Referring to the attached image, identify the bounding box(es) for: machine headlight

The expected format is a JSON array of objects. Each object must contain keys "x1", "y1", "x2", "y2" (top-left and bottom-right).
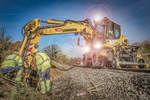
[{"x1": 94, "y1": 42, "x2": 102, "y2": 49}]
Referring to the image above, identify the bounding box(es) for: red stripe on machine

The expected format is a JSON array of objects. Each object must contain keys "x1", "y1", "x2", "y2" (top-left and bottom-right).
[
  {"x1": 27, "y1": 48, "x2": 32, "y2": 51},
  {"x1": 55, "y1": 28, "x2": 63, "y2": 32},
  {"x1": 27, "y1": 54, "x2": 31, "y2": 56}
]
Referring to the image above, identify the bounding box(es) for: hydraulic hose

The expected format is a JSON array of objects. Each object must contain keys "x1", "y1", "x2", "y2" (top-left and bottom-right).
[{"x1": 54, "y1": 65, "x2": 76, "y2": 71}]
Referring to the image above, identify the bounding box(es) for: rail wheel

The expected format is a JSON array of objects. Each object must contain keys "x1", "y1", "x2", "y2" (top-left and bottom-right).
[{"x1": 138, "y1": 59, "x2": 145, "y2": 69}]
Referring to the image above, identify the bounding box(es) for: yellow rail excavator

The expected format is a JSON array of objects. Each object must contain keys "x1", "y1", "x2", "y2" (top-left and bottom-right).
[
  {"x1": 18, "y1": 17, "x2": 147, "y2": 87},
  {"x1": 81, "y1": 17, "x2": 147, "y2": 68}
]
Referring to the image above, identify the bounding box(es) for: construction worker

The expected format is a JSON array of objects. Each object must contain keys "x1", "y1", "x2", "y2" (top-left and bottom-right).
[
  {"x1": 32, "y1": 45, "x2": 51, "y2": 95},
  {"x1": 0, "y1": 49, "x2": 23, "y2": 85}
]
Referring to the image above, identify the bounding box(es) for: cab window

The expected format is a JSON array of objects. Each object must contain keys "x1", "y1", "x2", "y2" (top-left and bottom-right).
[
  {"x1": 114, "y1": 24, "x2": 121, "y2": 39},
  {"x1": 107, "y1": 22, "x2": 114, "y2": 39}
]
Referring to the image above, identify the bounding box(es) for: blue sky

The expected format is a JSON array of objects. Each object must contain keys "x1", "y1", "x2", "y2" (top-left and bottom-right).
[{"x1": 0, "y1": 0, "x2": 150, "y2": 57}]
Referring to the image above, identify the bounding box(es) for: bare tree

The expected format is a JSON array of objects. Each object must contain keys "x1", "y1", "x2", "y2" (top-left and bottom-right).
[
  {"x1": 0, "y1": 27, "x2": 12, "y2": 63},
  {"x1": 42, "y1": 44, "x2": 61, "y2": 60},
  {"x1": 42, "y1": 44, "x2": 71, "y2": 64}
]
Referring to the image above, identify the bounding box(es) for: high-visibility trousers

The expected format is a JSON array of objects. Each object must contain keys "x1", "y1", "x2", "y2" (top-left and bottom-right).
[{"x1": 40, "y1": 68, "x2": 51, "y2": 94}]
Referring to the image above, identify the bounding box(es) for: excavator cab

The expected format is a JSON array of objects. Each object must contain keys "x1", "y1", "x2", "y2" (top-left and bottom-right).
[
  {"x1": 106, "y1": 21, "x2": 121, "y2": 39},
  {"x1": 95, "y1": 17, "x2": 121, "y2": 40}
]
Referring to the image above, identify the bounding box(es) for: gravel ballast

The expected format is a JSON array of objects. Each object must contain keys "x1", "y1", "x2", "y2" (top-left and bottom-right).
[
  {"x1": 1, "y1": 67, "x2": 150, "y2": 100},
  {"x1": 50, "y1": 67, "x2": 150, "y2": 100}
]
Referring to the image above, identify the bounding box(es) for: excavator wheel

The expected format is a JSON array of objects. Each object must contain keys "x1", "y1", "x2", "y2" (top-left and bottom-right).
[
  {"x1": 84, "y1": 57, "x2": 92, "y2": 67},
  {"x1": 111, "y1": 59, "x2": 117, "y2": 68},
  {"x1": 138, "y1": 59, "x2": 145, "y2": 69},
  {"x1": 86, "y1": 60, "x2": 92, "y2": 67}
]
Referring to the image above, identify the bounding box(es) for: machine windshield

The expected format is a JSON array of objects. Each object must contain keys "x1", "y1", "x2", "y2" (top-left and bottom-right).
[
  {"x1": 114, "y1": 24, "x2": 121, "y2": 39},
  {"x1": 106, "y1": 22, "x2": 121, "y2": 39}
]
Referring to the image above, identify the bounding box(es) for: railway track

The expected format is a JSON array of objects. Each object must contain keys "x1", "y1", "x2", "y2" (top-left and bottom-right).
[
  {"x1": 73, "y1": 64, "x2": 150, "y2": 74},
  {"x1": 111, "y1": 68, "x2": 150, "y2": 73}
]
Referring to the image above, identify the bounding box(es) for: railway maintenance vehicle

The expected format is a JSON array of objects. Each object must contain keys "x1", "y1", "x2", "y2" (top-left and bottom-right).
[{"x1": 18, "y1": 17, "x2": 147, "y2": 87}]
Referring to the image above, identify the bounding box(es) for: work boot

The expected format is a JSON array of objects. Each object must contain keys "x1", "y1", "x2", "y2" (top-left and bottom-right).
[
  {"x1": 19, "y1": 88, "x2": 26, "y2": 94},
  {"x1": 46, "y1": 91, "x2": 52, "y2": 96}
]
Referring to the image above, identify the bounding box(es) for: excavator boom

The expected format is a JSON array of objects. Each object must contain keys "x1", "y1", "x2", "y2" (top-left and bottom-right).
[{"x1": 19, "y1": 18, "x2": 98, "y2": 66}]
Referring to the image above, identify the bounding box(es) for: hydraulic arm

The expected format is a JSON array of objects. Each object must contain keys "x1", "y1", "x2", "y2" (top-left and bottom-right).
[{"x1": 19, "y1": 18, "x2": 98, "y2": 67}]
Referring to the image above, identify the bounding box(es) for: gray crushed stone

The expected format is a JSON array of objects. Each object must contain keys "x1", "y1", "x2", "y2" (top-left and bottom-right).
[{"x1": 50, "y1": 67, "x2": 150, "y2": 100}]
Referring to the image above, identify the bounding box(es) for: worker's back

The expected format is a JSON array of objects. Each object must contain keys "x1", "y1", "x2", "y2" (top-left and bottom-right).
[
  {"x1": 1, "y1": 52, "x2": 21, "y2": 68},
  {"x1": 35, "y1": 52, "x2": 51, "y2": 72}
]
